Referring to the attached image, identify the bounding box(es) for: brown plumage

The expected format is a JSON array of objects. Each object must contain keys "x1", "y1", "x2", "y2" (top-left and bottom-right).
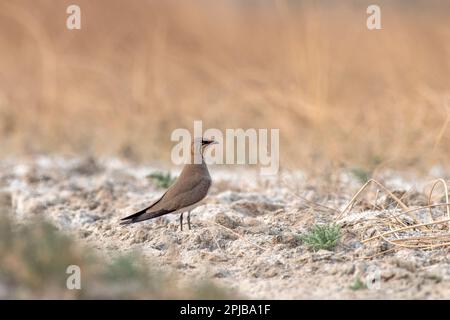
[{"x1": 120, "y1": 138, "x2": 216, "y2": 230}]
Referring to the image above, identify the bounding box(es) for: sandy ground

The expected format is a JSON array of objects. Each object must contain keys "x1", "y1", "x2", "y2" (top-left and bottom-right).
[{"x1": 0, "y1": 156, "x2": 449, "y2": 299}]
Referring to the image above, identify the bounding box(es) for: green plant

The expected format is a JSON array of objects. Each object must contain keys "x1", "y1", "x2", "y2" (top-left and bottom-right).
[
  {"x1": 147, "y1": 171, "x2": 176, "y2": 189},
  {"x1": 349, "y1": 277, "x2": 367, "y2": 291},
  {"x1": 350, "y1": 167, "x2": 371, "y2": 184},
  {"x1": 299, "y1": 224, "x2": 341, "y2": 251},
  {"x1": 350, "y1": 155, "x2": 382, "y2": 184}
]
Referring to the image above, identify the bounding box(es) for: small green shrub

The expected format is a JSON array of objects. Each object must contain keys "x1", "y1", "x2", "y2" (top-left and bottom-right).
[
  {"x1": 299, "y1": 223, "x2": 341, "y2": 251},
  {"x1": 350, "y1": 154, "x2": 382, "y2": 184},
  {"x1": 147, "y1": 171, "x2": 176, "y2": 189},
  {"x1": 349, "y1": 277, "x2": 367, "y2": 291},
  {"x1": 350, "y1": 167, "x2": 370, "y2": 184}
]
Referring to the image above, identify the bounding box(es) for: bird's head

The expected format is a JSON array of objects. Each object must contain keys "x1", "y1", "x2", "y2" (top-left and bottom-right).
[{"x1": 191, "y1": 137, "x2": 218, "y2": 159}]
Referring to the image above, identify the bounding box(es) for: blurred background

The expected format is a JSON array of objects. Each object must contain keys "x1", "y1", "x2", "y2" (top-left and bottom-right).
[{"x1": 1, "y1": 0, "x2": 449, "y2": 170}]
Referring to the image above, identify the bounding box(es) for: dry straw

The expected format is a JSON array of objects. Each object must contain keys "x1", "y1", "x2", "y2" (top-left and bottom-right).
[{"x1": 337, "y1": 179, "x2": 450, "y2": 255}]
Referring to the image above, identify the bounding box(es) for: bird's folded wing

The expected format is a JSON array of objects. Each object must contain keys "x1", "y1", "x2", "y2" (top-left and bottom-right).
[
  {"x1": 119, "y1": 189, "x2": 168, "y2": 222},
  {"x1": 120, "y1": 177, "x2": 211, "y2": 224},
  {"x1": 160, "y1": 177, "x2": 211, "y2": 211},
  {"x1": 120, "y1": 208, "x2": 172, "y2": 224}
]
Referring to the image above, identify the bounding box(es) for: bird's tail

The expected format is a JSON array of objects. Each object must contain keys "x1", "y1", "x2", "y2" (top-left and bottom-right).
[
  {"x1": 119, "y1": 219, "x2": 134, "y2": 225},
  {"x1": 120, "y1": 208, "x2": 171, "y2": 225},
  {"x1": 120, "y1": 206, "x2": 149, "y2": 224}
]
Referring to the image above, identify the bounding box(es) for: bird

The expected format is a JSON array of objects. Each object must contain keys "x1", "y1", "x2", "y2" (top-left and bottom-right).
[{"x1": 120, "y1": 138, "x2": 217, "y2": 230}]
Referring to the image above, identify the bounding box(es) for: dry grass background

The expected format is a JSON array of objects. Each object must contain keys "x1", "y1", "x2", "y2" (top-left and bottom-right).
[{"x1": 0, "y1": 0, "x2": 449, "y2": 170}]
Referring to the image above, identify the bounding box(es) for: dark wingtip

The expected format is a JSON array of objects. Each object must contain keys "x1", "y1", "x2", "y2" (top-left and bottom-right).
[{"x1": 119, "y1": 219, "x2": 133, "y2": 225}]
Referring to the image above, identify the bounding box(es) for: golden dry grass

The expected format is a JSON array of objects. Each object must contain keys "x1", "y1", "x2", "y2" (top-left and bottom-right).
[
  {"x1": 337, "y1": 178, "x2": 450, "y2": 257},
  {"x1": 0, "y1": 0, "x2": 449, "y2": 170}
]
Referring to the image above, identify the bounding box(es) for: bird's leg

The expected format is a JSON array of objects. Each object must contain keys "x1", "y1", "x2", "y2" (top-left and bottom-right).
[
  {"x1": 179, "y1": 212, "x2": 183, "y2": 231},
  {"x1": 187, "y1": 211, "x2": 191, "y2": 230}
]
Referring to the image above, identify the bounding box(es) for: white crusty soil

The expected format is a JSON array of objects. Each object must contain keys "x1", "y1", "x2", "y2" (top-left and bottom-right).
[{"x1": 0, "y1": 156, "x2": 449, "y2": 299}]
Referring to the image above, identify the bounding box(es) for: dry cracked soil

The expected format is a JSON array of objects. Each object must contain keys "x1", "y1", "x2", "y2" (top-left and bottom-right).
[{"x1": 0, "y1": 156, "x2": 449, "y2": 299}]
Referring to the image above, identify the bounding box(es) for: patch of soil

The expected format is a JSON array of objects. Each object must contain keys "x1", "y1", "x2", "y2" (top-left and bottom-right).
[{"x1": 1, "y1": 156, "x2": 449, "y2": 299}]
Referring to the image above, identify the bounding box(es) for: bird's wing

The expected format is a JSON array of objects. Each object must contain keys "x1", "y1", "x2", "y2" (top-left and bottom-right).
[
  {"x1": 119, "y1": 189, "x2": 168, "y2": 223},
  {"x1": 120, "y1": 208, "x2": 172, "y2": 225},
  {"x1": 159, "y1": 176, "x2": 211, "y2": 211},
  {"x1": 120, "y1": 177, "x2": 211, "y2": 224}
]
